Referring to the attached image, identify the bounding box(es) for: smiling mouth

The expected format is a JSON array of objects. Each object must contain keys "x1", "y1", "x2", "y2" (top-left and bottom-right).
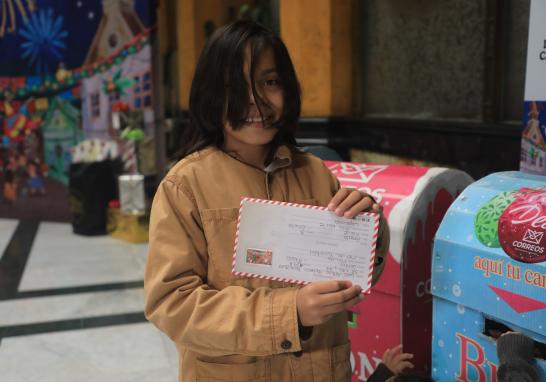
[{"x1": 244, "y1": 115, "x2": 274, "y2": 124}]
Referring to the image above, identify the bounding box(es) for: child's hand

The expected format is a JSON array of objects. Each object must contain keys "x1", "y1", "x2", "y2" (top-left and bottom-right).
[
  {"x1": 296, "y1": 280, "x2": 363, "y2": 326},
  {"x1": 382, "y1": 345, "x2": 414, "y2": 374},
  {"x1": 328, "y1": 188, "x2": 382, "y2": 219}
]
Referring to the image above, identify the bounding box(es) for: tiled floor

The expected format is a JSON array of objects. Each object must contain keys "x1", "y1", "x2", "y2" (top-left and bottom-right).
[{"x1": 0, "y1": 218, "x2": 178, "y2": 382}]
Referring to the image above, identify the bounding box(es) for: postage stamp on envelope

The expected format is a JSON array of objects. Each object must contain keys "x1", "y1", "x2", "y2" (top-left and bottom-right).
[{"x1": 246, "y1": 248, "x2": 273, "y2": 266}]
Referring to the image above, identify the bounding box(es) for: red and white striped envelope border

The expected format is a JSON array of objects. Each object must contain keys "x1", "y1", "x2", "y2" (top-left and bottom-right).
[{"x1": 232, "y1": 197, "x2": 380, "y2": 293}]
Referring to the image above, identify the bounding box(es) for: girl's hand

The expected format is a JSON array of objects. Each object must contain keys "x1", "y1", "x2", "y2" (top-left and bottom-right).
[
  {"x1": 296, "y1": 280, "x2": 363, "y2": 327},
  {"x1": 382, "y1": 345, "x2": 414, "y2": 374},
  {"x1": 328, "y1": 188, "x2": 382, "y2": 219}
]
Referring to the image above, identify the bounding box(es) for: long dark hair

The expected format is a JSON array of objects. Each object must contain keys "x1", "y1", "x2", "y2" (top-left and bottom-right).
[{"x1": 178, "y1": 20, "x2": 301, "y2": 158}]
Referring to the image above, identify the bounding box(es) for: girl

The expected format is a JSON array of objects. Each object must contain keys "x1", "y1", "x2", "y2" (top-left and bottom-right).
[{"x1": 144, "y1": 20, "x2": 389, "y2": 382}]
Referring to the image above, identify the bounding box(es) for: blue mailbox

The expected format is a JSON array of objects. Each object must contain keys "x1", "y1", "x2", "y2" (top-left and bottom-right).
[{"x1": 432, "y1": 171, "x2": 546, "y2": 381}]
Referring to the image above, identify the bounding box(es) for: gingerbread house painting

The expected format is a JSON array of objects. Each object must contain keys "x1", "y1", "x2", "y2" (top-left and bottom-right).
[
  {"x1": 522, "y1": 117, "x2": 546, "y2": 149},
  {"x1": 81, "y1": 45, "x2": 153, "y2": 140},
  {"x1": 41, "y1": 97, "x2": 83, "y2": 185},
  {"x1": 84, "y1": 0, "x2": 146, "y2": 65},
  {"x1": 520, "y1": 101, "x2": 546, "y2": 173}
]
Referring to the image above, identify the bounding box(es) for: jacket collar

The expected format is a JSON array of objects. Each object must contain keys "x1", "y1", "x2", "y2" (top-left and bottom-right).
[
  {"x1": 219, "y1": 144, "x2": 293, "y2": 172},
  {"x1": 265, "y1": 145, "x2": 292, "y2": 172}
]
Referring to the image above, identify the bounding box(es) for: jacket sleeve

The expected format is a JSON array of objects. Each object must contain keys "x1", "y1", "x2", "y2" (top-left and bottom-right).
[
  {"x1": 366, "y1": 363, "x2": 395, "y2": 382},
  {"x1": 144, "y1": 177, "x2": 302, "y2": 357}
]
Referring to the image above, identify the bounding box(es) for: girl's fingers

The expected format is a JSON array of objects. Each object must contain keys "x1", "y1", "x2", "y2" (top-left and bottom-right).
[
  {"x1": 398, "y1": 361, "x2": 414, "y2": 370},
  {"x1": 320, "y1": 285, "x2": 362, "y2": 306},
  {"x1": 383, "y1": 348, "x2": 393, "y2": 361},
  {"x1": 394, "y1": 353, "x2": 414, "y2": 362},
  {"x1": 310, "y1": 280, "x2": 352, "y2": 294},
  {"x1": 328, "y1": 188, "x2": 381, "y2": 218},
  {"x1": 322, "y1": 292, "x2": 363, "y2": 315},
  {"x1": 335, "y1": 190, "x2": 367, "y2": 216},
  {"x1": 390, "y1": 344, "x2": 403, "y2": 354},
  {"x1": 328, "y1": 188, "x2": 351, "y2": 211},
  {"x1": 383, "y1": 345, "x2": 402, "y2": 362},
  {"x1": 343, "y1": 198, "x2": 374, "y2": 218}
]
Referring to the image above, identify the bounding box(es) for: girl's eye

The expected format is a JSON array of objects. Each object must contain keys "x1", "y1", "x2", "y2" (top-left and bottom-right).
[{"x1": 265, "y1": 79, "x2": 281, "y2": 87}]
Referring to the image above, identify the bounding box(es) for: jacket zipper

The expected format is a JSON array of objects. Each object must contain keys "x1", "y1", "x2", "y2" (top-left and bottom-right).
[
  {"x1": 266, "y1": 168, "x2": 290, "y2": 289},
  {"x1": 265, "y1": 171, "x2": 271, "y2": 200}
]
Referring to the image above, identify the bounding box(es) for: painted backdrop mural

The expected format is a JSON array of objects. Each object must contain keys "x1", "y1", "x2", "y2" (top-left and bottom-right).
[{"x1": 0, "y1": 0, "x2": 155, "y2": 221}]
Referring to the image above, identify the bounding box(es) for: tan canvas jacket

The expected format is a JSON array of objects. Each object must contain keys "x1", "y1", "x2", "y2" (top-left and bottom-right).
[{"x1": 144, "y1": 145, "x2": 390, "y2": 382}]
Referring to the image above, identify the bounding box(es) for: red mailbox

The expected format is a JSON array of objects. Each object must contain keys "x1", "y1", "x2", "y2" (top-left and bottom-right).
[{"x1": 326, "y1": 161, "x2": 473, "y2": 380}]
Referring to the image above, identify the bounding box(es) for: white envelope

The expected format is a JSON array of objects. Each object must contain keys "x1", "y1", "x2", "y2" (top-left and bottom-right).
[{"x1": 232, "y1": 198, "x2": 379, "y2": 293}]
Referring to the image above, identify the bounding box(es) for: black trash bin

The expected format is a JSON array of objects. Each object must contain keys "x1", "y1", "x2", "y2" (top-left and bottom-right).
[{"x1": 69, "y1": 159, "x2": 122, "y2": 236}]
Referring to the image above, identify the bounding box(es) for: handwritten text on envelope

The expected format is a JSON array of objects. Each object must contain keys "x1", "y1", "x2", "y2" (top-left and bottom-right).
[{"x1": 232, "y1": 198, "x2": 380, "y2": 293}]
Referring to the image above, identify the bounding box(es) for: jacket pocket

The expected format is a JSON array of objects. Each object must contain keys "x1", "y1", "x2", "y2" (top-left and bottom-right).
[
  {"x1": 331, "y1": 342, "x2": 352, "y2": 382},
  {"x1": 200, "y1": 208, "x2": 240, "y2": 286},
  {"x1": 200, "y1": 199, "x2": 321, "y2": 288},
  {"x1": 195, "y1": 358, "x2": 268, "y2": 382}
]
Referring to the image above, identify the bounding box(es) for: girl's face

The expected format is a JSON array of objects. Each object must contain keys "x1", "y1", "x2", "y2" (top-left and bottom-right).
[{"x1": 223, "y1": 47, "x2": 283, "y2": 150}]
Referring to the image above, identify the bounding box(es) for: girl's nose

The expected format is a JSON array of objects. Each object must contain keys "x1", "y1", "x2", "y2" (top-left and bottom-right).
[{"x1": 248, "y1": 88, "x2": 256, "y2": 105}]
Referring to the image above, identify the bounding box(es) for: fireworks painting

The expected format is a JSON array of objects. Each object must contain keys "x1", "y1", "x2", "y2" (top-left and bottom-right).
[
  {"x1": 18, "y1": 7, "x2": 67, "y2": 75},
  {"x1": 0, "y1": 0, "x2": 36, "y2": 37}
]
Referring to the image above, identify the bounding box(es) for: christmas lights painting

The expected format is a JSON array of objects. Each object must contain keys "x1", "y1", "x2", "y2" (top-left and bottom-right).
[
  {"x1": 18, "y1": 7, "x2": 68, "y2": 76},
  {"x1": 0, "y1": 0, "x2": 37, "y2": 38}
]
